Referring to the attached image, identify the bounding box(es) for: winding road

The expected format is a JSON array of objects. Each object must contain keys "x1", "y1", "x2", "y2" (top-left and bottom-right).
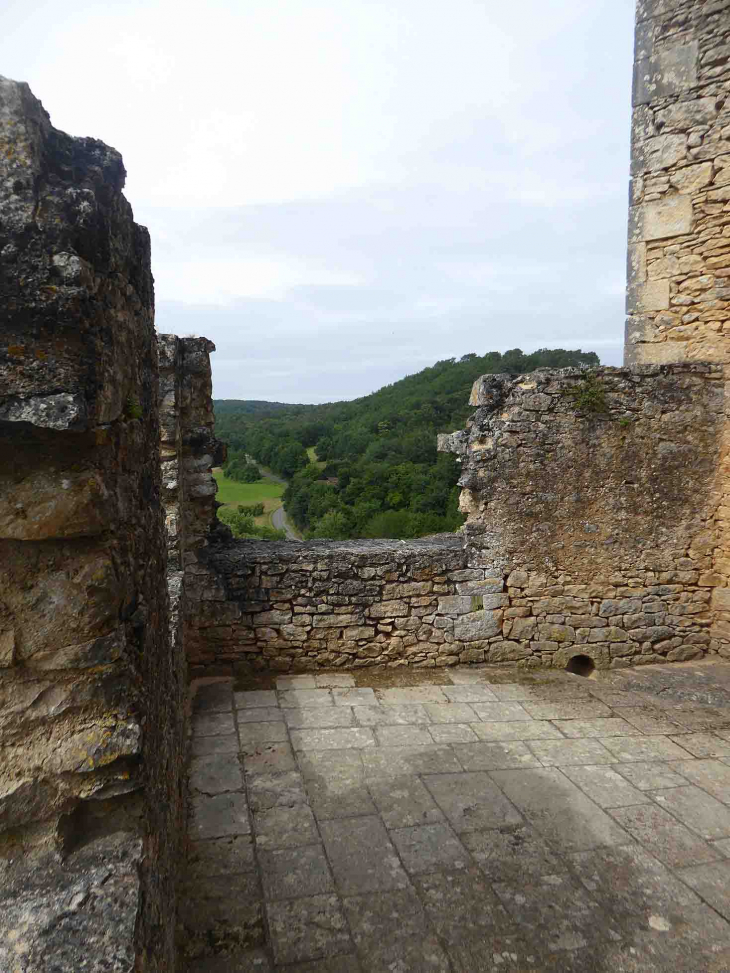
[
  {"x1": 249, "y1": 458, "x2": 301, "y2": 540},
  {"x1": 271, "y1": 503, "x2": 301, "y2": 540}
]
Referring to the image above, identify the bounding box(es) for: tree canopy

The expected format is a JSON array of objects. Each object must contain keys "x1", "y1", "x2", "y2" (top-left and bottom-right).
[{"x1": 214, "y1": 347, "x2": 600, "y2": 540}]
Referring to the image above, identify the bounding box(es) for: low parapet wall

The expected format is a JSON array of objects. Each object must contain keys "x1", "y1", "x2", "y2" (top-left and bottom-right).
[{"x1": 189, "y1": 362, "x2": 730, "y2": 676}]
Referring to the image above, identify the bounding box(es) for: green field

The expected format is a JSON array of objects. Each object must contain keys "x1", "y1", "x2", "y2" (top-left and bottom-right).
[
  {"x1": 307, "y1": 446, "x2": 326, "y2": 469},
  {"x1": 212, "y1": 470, "x2": 285, "y2": 517}
]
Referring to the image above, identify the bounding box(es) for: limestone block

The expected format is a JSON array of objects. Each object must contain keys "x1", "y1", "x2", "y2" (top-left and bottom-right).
[
  {"x1": 632, "y1": 279, "x2": 671, "y2": 312},
  {"x1": 367, "y1": 600, "x2": 409, "y2": 619},
  {"x1": 655, "y1": 97, "x2": 717, "y2": 132},
  {"x1": 644, "y1": 134, "x2": 687, "y2": 170},
  {"x1": 710, "y1": 588, "x2": 730, "y2": 610},
  {"x1": 633, "y1": 43, "x2": 698, "y2": 106},
  {"x1": 670, "y1": 163, "x2": 714, "y2": 194},
  {"x1": 628, "y1": 242, "x2": 647, "y2": 285},
  {"x1": 437, "y1": 596, "x2": 474, "y2": 615},
  {"x1": 509, "y1": 616, "x2": 537, "y2": 640},
  {"x1": 454, "y1": 610, "x2": 502, "y2": 642},
  {"x1": 642, "y1": 196, "x2": 693, "y2": 241},
  {"x1": 488, "y1": 641, "x2": 531, "y2": 663}
]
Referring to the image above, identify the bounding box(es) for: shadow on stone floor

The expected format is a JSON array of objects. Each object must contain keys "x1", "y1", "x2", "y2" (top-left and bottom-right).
[{"x1": 178, "y1": 662, "x2": 730, "y2": 972}]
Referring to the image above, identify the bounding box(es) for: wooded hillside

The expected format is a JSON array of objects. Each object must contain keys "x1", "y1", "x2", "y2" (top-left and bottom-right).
[{"x1": 214, "y1": 347, "x2": 600, "y2": 539}]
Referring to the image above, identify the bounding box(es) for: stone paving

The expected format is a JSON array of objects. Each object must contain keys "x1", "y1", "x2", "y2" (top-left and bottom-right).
[{"x1": 180, "y1": 661, "x2": 730, "y2": 972}]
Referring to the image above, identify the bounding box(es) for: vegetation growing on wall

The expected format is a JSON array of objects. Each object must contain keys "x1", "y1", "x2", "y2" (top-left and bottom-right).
[{"x1": 215, "y1": 347, "x2": 600, "y2": 539}]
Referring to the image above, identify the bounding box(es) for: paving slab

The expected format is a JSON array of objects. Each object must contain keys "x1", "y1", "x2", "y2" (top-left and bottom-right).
[
  {"x1": 238, "y1": 721, "x2": 288, "y2": 744},
  {"x1": 670, "y1": 758, "x2": 730, "y2": 802},
  {"x1": 600, "y1": 735, "x2": 694, "y2": 762},
  {"x1": 650, "y1": 785, "x2": 730, "y2": 839},
  {"x1": 296, "y1": 749, "x2": 365, "y2": 782},
  {"x1": 279, "y1": 689, "x2": 333, "y2": 708},
  {"x1": 470, "y1": 702, "x2": 533, "y2": 722},
  {"x1": 490, "y1": 767, "x2": 629, "y2": 851},
  {"x1": 569, "y1": 842, "x2": 730, "y2": 942},
  {"x1": 442, "y1": 684, "x2": 499, "y2": 702},
  {"x1": 332, "y1": 688, "x2": 377, "y2": 706},
  {"x1": 193, "y1": 712, "x2": 237, "y2": 737},
  {"x1": 321, "y1": 816, "x2": 409, "y2": 895},
  {"x1": 266, "y1": 894, "x2": 351, "y2": 964},
  {"x1": 179, "y1": 874, "x2": 264, "y2": 958},
  {"x1": 528, "y1": 738, "x2": 616, "y2": 767},
  {"x1": 247, "y1": 772, "x2": 307, "y2": 812},
  {"x1": 188, "y1": 835, "x2": 256, "y2": 879},
  {"x1": 461, "y1": 824, "x2": 566, "y2": 881},
  {"x1": 366, "y1": 775, "x2": 444, "y2": 829},
  {"x1": 290, "y1": 727, "x2": 375, "y2": 751},
  {"x1": 679, "y1": 860, "x2": 730, "y2": 921},
  {"x1": 283, "y1": 707, "x2": 355, "y2": 729},
  {"x1": 521, "y1": 700, "x2": 613, "y2": 720},
  {"x1": 259, "y1": 844, "x2": 335, "y2": 900},
  {"x1": 612, "y1": 761, "x2": 689, "y2": 790},
  {"x1": 243, "y1": 742, "x2": 298, "y2": 776},
  {"x1": 613, "y1": 707, "x2": 685, "y2": 735},
  {"x1": 423, "y1": 772, "x2": 523, "y2": 832},
  {"x1": 238, "y1": 706, "x2": 284, "y2": 723},
  {"x1": 668, "y1": 732, "x2": 730, "y2": 757},
  {"x1": 552, "y1": 717, "x2": 641, "y2": 738},
  {"x1": 609, "y1": 803, "x2": 720, "y2": 867},
  {"x1": 423, "y1": 702, "x2": 478, "y2": 723},
  {"x1": 494, "y1": 871, "x2": 616, "y2": 952},
  {"x1": 373, "y1": 724, "x2": 433, "y2": 747},
  {"x1": 377, "y1": 686, "x2": 448, "y2": 704},
  {"x1": 276, "y1": 675, "x2": 316, "y2": 689},
  {"x1": 711, "y1": 838, "x2": 730, "y2": 857},
  {"x1": 305, "y1": 777, "x2": 376, "y2": 820},
  {"x1": 390, "y1": 823, "x2": 471, "y2": 873},
  {"x1": 190, "y1": 793, "x2": 251, "y2": 839},
  {"x1": 427, "y1": 723, "x2": 479, "y2": 744},
  {"x1": 235, "y1": 690, "x2": 279, "y2": 709},
  {"x1": 343, "y1": 888, "x2": 450, "y2": 973},
  {"x1": 471, "y1": 719, "x2": 563, "y2": 741},
  {"x1": 189, "y1": 754, "x2": 244, "y2": 795},
  {"x1": 253, "y1": 803, "x2": 319, "y2": 850},
  {"x1": 352, "y1": 703, "x2": 430, "y2": 725},
  {"x1": 193, "y1": 682, "x2": 234, "y2": 713},
  {"x1": 361, "y1": 745, "x2": 462, "y2": 778},
  {"x1": 452, "y1": 741, "x2": 541, "y2": 772},
  {"x1": 561, "y1": 765, "x2": 650, "y2": 808},
  {"x1": 192, "y1": 733, "x2": 240, "y2": 757},
  {"x1": 414, "y1": 867, "x2": 512, "y2": 942}
]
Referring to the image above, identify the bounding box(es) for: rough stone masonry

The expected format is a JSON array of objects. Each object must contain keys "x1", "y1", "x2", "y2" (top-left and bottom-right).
[
  {"x1": 0, "y1": 77, "x2": 186, "y2": 972},
  {"x1": 626, "y1": 0, "x2": 730, "y2": 364}
]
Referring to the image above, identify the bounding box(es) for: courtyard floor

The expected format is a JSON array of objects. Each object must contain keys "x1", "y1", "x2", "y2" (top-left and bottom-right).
[{"x1": 180, "y1": 660, "x2": 730, "y2": 972}]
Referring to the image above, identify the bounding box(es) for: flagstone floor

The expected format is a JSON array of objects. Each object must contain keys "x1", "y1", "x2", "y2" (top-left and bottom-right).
[{"x1": 180, "y1": 660, "x2": 730, "y2": 972}]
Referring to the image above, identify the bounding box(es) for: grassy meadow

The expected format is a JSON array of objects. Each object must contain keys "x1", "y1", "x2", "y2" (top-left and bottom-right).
[{"x1": 212, "y1": 469, "x2": 285, "y2": 527}]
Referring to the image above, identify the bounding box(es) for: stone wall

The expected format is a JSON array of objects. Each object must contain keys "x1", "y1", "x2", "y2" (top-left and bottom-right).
[
  {"x1": 626, "y1": 0, "x2": 730, "y2": 364},
  {"x1": 438, "y1": 363, "x2": 728, "y2": 670},
  {"x1": 188, "y1": 536, "x2": 480, "y2": 670},
  {"x1": 0, "y1": 78, "x2": 185, "y2": 972}
]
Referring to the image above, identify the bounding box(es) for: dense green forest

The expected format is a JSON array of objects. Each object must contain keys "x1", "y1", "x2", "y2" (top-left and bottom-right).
[{"x1": 214, "y1": 348, "x2": 600, "y2": 540}]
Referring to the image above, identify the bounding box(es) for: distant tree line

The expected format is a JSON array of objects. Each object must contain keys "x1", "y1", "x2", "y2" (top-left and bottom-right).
[{"x1": 214, "y1": 347, "x2": 599, "y2": 540}]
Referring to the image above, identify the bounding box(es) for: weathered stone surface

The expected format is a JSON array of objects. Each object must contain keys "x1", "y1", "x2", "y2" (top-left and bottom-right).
[{"x1": 0, "y1": 78, "x2": 186, "y2": 973}]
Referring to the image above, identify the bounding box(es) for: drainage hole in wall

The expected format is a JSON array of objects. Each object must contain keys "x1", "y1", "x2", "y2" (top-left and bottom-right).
[{"x1": 565, "y1": 655, "x2": 595, "y2": 678}]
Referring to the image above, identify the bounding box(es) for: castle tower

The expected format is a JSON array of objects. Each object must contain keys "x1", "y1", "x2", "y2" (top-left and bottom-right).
[{"x1": 625, "y1": 0, "x2": 730, "y2": 365}]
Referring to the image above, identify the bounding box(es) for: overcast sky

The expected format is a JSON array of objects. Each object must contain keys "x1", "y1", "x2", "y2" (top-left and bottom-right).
[{"x1": 5, "y1": 0, "x2": 635, "y2": 402}]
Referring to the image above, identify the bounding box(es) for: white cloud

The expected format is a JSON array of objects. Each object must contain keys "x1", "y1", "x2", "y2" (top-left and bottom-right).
[{"x1": 2, "y1": 0, "x2": 636, "y2": 400}]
